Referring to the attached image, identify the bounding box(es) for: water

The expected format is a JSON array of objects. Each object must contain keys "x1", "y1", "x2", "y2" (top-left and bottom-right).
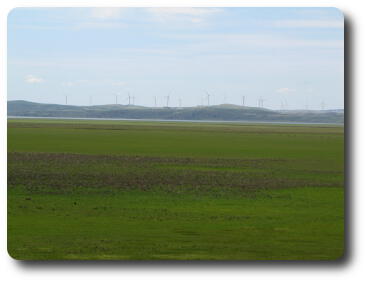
[{"x1": 7, "y1": 116, "x2": 344, "y2": 126}]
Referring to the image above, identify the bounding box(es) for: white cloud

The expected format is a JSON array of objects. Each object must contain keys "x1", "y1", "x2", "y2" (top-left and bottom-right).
[
  {"x1": 146, "y1": 8, "x2": 222, "y2": 23},
  {"x1": 62, "y1": 81, "x2": 75, "y2": 87},
  {"x1": 62, "y1": 79, "x2": 126, "y2": 87},
  {"x1": 147, "y1": 8, "x2": 221, "y2": 17},
  {"x1": 66, "y1": 8, "x2": 128, "y2": 29},
  {"x1": 272, "y1": 20, "x2": 343, "y2": 29},
  {"x1": 85, "y1": 8, "x2": 221, "y2": 26},
  {"x1": 166, "y1": 33, "x2": 343, "y2": 50},
  {"x1": 74, "y1": 22, "x2": 127, "y2": 30},
  {"x1": 191, "y1": 18, "x2": 203, "y2": 23},
  {"x1": 276, "y1": 88, "x2": 296, "y2": 94},
  {"x1": 89, "y1": 8, "x2": 124, "y2": 20},
  {"x1": 25, "y1": 75, "x2": 44, "y2": 84},
  {"x1": 111, "y1": 81, "x2": 126, "y2": 86}
]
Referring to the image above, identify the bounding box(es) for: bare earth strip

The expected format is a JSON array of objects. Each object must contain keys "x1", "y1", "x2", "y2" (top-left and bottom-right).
[{"x1": 8, "y1": 152, "x2": 342, "y2": 194}]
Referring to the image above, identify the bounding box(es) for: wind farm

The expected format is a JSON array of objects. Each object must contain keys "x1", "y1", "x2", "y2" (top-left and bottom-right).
[
  {"x1": 7, "y1": 7, "x2": 344, "y2": 261},
  {"x1": 7, "y1": 99, "x2": 344, "y2": 124}
]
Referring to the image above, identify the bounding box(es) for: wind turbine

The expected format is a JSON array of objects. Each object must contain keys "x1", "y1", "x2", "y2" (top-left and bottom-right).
[
  {"x1": 127, "y1": 92, "x2": 131, "y2": 105},
  {"x1": 242, "y1": 96, "x2": 245, "y2": 106},
  {"x1": 166, "y1": 95, "x2": 170, "y2": 107},
  {"x1": 204, "y1": 90, "x2": 211, "y2": 106},
  {"x1": 321, "y1": 101, "x2": 325, "y2": 110},
  {"x1": 154, "y1": 96, "x2": 157, "y2": 107},
  {"x1": 165, "y1": 90, "x2": 173, "y2": 108},
  {"x1": 258, "y1": 97, "x2": 264, "y2": 108},
  {"x1": 61, "y1": 83, "x2": 69, "y2": 105},
  {"x1": 304, "y1": 101, "x2": 309, "y2": 110}
]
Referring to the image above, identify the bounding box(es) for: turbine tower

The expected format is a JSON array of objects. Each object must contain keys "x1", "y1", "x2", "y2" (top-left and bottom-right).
[
  {"x1": 258, "y1": 97, "x2": 264, "y2": 108},
  {"x1": 204, "y1": 90, "x2": 211, "y2": 106},
  {"x1": 321, "y1": 101, "x2": 325, "y2": 110},
  {"x1": 65, "y1": 95, "x2": 68, "y2": 105},
  {"x1": 127, "y1": 92, "x2": 131, "y2": 105},
  {"x1": 164, "y1": 95, "x2": 170, "y2": 107},
  {"x1": 242, "y1": 96, "x2": 245, "y2": 106}
]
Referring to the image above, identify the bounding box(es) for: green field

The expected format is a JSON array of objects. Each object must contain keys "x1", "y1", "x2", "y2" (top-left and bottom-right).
[{"x1": 7, "y1": 119, "x2": 344, "y2": 260}]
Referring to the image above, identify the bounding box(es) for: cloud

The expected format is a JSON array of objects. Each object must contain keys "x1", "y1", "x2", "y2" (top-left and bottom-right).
[
  {"x1": 89, "y1": 8, "x2": 125, "y2": 20},
  {"x1": 276, "y1": 88, "x2": 296, "y2": 94},
  {"x1": 147, "y1": 8, "x2": 221, "y2": 17},
  {"x1": 167, "y1": 33, "x2": 343, "y2": 50},
  {"x1": 272, "y1": 20, "x2": 343, "y2": 29},
  {"x1": 146, "y1": 8, "x2": 222, "y2": 23},
  {"x1": 62, "y1": 79, "x2": 126, "y2": 87},
  {"x1": 25, "y1": 75, "x2": 44, "y2": 84},
  {"x1": 111, "y1": 81, "x2": 126, "y2": 86},
  {"x1": 62, "y1": 81, "x2": 75, "y2": 87},
  {"x1": 74, "y1": 22, "x2": 127, "y2": 29},
  {"x1": 62, "y1": 80, "x2": 91, "y2": 87},
  {"x1": 190, "y1": 18, "x2": 203, "y2": 23},
  {"x1": 66, "y1": 8, "x2": 128, "y2": 29},
  {"x1": 86, "y1": 8, "x2": 221, "y2": 27}
]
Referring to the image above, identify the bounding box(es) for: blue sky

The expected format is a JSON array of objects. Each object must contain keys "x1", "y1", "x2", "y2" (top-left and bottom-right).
[{"x1": 7, "y1": 7, "x2": 344, "y2": 109}]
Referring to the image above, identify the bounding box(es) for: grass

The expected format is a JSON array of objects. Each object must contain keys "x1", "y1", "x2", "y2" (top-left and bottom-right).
[
  {"x1": 7, "y1": 119, "x2": 344, "y2": 260},
  {"x1": 8, "y1": 119, "x2": 343, "y2": 160}
]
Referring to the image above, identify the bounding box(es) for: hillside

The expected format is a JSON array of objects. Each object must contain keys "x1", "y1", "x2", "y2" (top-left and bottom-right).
[{"x1": 7, "y1": 100, "x2": 344, "y2": 124}]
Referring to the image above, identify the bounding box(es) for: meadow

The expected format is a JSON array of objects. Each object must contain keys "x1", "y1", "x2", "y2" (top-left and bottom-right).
[{"x1": 7, "y1": 119, "x2": 344, "y2": 260}]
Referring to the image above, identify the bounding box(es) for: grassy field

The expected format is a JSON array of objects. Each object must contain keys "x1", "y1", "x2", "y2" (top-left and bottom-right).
[{"x1": 7, "y1": 119, "x2": 344, "y2": 260}]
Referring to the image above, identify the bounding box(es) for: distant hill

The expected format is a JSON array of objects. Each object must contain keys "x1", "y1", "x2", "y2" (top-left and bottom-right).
[{"x1": 7, "y1": 100, "x2": 344, "y2": 124}]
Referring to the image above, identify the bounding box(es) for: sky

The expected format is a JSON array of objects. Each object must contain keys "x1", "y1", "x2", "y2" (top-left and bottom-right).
[{"x1": 7, "y1": 7, "x2": 344, "y2": 110}]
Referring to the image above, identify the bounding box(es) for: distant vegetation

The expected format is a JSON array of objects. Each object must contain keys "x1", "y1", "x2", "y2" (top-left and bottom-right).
[{"x1": 8, "y1": 100, "x2": 344, "y2": 124}]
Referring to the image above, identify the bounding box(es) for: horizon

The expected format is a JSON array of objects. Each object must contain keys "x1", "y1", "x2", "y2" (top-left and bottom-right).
[
  {"x1": 8, "y1": 7, "x2": 344, "y2": 110},
  {"x1": 7, "y1": 99, "x2": 344, "y2": 111}
]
